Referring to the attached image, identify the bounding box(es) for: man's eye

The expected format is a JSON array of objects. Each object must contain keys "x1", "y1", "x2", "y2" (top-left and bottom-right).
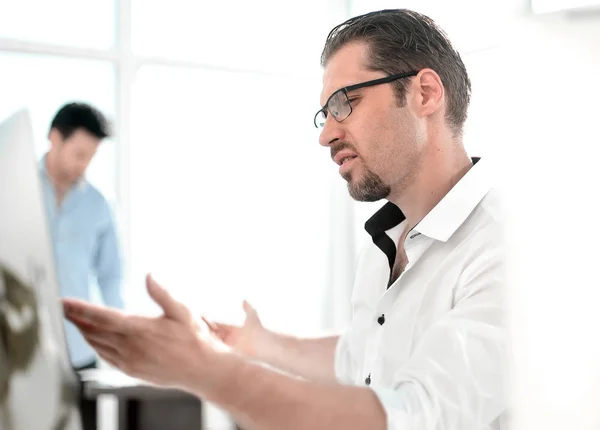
[{"x1": 347, "y1": 97, "x2": 359, "y2": 105}]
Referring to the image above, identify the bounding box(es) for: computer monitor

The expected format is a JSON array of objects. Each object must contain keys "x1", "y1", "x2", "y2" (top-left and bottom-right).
[{"x1": 0, "y1": 110, "x2": 81, "y2": 430}]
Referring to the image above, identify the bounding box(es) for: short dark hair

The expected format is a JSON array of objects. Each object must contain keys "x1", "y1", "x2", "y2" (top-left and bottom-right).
[
  {"x1": 321, "y1": 9, "x2": 471, "y2": 136},
  {"x1": 49, "y1": 102, "x2": 111, "y2": 140}
]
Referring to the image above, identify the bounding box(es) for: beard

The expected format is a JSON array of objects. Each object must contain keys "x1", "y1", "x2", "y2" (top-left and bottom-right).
[
  {"x1": 343, "y1": 166, "x2": 390, "y2": 202},
  {"x1": 331, "y1": 141, "x2": 391, "y2": 202}
]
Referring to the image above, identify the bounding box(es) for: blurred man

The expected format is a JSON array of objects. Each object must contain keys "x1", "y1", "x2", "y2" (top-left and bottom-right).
[
  {"x1": 41, "y1": 102, "x2": 124, "y2": 430},
  {"x1": 63, "y1": 10, "x2": 508, "y2": 430}
]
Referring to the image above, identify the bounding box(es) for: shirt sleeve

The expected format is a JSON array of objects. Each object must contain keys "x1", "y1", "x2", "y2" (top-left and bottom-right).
[
  {"x1": 372, "y1": 245, "x2": 509, "y2": 430},
  {"x1": 94, "y1": 202, "x2": 124, "y2": 310}
]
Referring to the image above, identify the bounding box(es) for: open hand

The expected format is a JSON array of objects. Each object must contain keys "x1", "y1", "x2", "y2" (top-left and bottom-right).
[
  {"x1": 62, "y1": 275, "x2": 230, "y2": 395},
  {"x1": 202, "y1": 300, "x2": 265, "y2": 357}
]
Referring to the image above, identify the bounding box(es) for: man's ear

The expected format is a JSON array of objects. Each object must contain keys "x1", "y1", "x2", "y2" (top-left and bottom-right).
[
  {"x1": 48, "y1": 128, "x2": 62, "y2": 149},
  {"x1": 410, "y1": 68, "x2": 445, "y2": 119}
]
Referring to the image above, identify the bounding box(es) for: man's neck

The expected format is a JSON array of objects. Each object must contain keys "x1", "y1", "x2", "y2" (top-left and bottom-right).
[{"x1": 389, "y1": 145, "x2": 472, "y2": 229}]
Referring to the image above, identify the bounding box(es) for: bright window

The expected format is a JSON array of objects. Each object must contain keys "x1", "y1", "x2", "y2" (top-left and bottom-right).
[{"x1": 0, "y1": 0, "x2": 115, "y2": 49}]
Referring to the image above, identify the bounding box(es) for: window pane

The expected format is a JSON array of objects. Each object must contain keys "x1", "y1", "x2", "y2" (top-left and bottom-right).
[
  {"x1": 132, "y1": 0, "x2": 344, "y2": 73},
  {"x1": 0, "y1": 53, "x2": 117, "y2": 201},
  {"x1": 129, "y1": 66, "x2": 331, "y2": 333},
  {"x1": 0, "y1": 0, "x2": 114, "y2": 49}
]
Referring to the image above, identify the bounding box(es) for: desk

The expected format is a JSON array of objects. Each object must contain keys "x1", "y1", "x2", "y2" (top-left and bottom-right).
[{"x1": 80, "y1": 370, "x2": 203, "y2": 430}]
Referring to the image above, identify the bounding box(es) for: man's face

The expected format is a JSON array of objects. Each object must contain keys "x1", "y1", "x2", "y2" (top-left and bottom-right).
[
  {"x1": 51, "y1": 129, "x2": 100, "y2": 185},
  {"x1": 318, "y1": 42, "x2": 425, "y2": 202}
]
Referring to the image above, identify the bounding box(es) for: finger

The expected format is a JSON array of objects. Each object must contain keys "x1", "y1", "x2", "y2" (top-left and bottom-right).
[
  {"x1": 201, "y1": 317, "x2": 235, "y2": 337},
  {"x1": 83, "y1": 330, "x2": 122, "y2": 360},
  {"x1": 83, "y1": 334, "x2": 138, "y2": 377},
  {"x1": 242, "y1": 300, "x2": 258, "y2": 320},
  {"x1": 201, "y1": 316, "x2": 219, "y2": 333},
  {"x1": 63, "y1": 298, "x2": 124, "y2": 332},
  {"x1": 84, "y1": 333, "x2": 123, "y2": 360},
  {"x1": 84, "y1": 330, "x2": 126, "y2": 355},
  {"x1": 67, "y1": 313, "x2": 103, "y2": 334},
  {"x1": 146, "y1": 274, "x2": 192, "y2": 324},
  {"x1": 242, "y1": 300, "x2": 255, "y2": 314}
]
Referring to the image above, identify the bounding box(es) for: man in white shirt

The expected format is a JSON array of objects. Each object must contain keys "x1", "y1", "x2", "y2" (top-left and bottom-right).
[{"x1": 62, "y1": 9, "x2": 509, "y2": 430}]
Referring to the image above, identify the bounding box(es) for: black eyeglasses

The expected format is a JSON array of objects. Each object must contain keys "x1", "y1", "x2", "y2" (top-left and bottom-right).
[{"x1": 313, "y1": 71, "x2": 419, "y2": 129}]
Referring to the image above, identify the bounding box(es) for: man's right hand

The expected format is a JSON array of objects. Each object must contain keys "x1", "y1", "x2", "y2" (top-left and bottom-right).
[
  {"x1": 202, "y1": 301, "x2": 264, "y2": 358},
  {"x1": 203, "y1": 302, "x2": 340, "y2": 383}
]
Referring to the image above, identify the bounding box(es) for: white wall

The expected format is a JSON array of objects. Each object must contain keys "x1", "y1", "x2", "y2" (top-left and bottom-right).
[
  {"x1": 501, "y1": 12, "x2": 600, "y2": 430},
  {"x1": 461, "y1": 6, "x2": 600, "y2": 430}
]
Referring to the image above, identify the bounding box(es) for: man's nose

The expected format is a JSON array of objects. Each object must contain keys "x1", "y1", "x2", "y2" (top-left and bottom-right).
[{"x1": 318, "y1": 116, "x2": 345, "y2": 147}]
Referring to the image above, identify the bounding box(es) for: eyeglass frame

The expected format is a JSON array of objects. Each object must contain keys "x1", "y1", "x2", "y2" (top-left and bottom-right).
[{"x1": 313, "y1": 71, "x2": 419, "y2": 129}]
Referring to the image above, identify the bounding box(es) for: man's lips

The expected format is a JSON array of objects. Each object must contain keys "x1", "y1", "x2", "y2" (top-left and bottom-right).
[{"x1": 333, "y1": 149, "x2": 358, "y2": 166}]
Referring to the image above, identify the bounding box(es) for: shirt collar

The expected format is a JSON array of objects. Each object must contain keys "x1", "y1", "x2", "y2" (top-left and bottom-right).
[
  {"x1": 39, "y1": 153, "x2": 88, "y2": 192},
  {"x1": 365, "y1": 157, "x2": 491, "y2": 242}
]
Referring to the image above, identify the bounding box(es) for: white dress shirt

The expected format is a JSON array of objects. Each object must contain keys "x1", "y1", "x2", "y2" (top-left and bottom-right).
[{"x1": 335, "y1": 158, "x2": 510, "y2": 430}]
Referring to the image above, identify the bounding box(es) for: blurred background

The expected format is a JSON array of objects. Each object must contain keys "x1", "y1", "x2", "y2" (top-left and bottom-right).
[{"x1": 1, "y1": 0, "x2": 599, "y2": 429}]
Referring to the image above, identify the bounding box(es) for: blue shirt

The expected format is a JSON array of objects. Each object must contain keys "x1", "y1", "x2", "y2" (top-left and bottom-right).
[{"x1": 39, "y1": 157, "x2": 124, "y2": 367}]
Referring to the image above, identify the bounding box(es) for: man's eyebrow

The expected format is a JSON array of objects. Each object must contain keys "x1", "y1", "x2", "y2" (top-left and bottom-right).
[{"x1": 345, "y1": 86, "x2": 364, "y2": 94}]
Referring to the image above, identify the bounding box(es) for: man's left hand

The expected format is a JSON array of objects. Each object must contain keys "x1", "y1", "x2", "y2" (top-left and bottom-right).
[{"x1": 62, "y1": 274, "x2": 231, "y2": 397}]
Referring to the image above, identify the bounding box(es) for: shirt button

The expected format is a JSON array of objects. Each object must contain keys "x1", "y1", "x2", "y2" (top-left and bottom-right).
[
  {"x1": 377, "y1": 314, "x2": 385, "y2": 325},
  {"x1": 365, "y1": 373, "x2": 371, "y2": 386}
]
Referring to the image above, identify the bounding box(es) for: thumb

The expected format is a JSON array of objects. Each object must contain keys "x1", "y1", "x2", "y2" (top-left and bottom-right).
[
  {"x1": 146, "y1": 274, "x2": 192, "y2": 324},
  {"x1": 242, "y1": 300, "x2": 260, "y2": 323}
]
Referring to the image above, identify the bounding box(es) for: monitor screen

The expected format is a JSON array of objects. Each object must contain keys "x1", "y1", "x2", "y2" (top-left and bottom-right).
[{"x1": 0, "y1": 110, "x2": 81, "y2": 430}]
